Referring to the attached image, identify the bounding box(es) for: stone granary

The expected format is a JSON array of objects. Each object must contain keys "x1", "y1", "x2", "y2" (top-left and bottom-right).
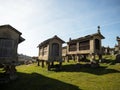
[
  {"x1": 37, "y1": 35, "x2": 65, "y2": 70},
  {"x1": 101, "y1": 46, "x2": 114, "y2": 55},
  {"x1": 62, "y1": 26, "x2": 105, "y2": 62},
  {"x1": 0, "y1": 24, "x2": 25, "y2": 80},
  {"x1": 115, "y1": 36, "x2": 120, "y2": 62},
  {"x1": 116, "y1": 36, "x2": 120, "y2": 54}
]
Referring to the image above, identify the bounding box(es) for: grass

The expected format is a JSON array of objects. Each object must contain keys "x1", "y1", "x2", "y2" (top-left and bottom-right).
[{"x1": 0, "y1": 55, "x2": 120, "y2": 90}]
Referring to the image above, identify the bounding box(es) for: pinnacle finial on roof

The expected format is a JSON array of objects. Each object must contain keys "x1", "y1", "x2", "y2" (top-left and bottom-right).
[
  {"x1": 117, "y1": 36, "x2": 119, "y2": 39},
  {"x1": 97, "y1": 26, "x2": 100, "y2": 33}
]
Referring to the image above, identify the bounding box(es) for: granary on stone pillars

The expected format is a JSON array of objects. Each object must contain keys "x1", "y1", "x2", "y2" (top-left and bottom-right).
[
  {"x1": 63, "y1": 26, "x2": 105, "y2": 62},
  {"x1": 115, "y1": 36, "x2": 120, "y2": 63},
  {"x1": 0, "y1": 25, "x2": 25, "y2": 64},
  {"x1": 116, "y1": 36, "x2": 120, "y2": 54},
  {"x1": 0, "y1": 24, "x2": 25, "y2": 80},
  {"x1": 37, "y1": 35, "x2": 65, "y2": 70}
]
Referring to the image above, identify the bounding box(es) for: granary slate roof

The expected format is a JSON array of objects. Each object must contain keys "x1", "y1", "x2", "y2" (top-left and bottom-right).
[
  {"x1": 0, "y1": 24, "x2": 25, "y2": 43},
  {"x1": 67, "y1": 26, "x2": 105, "y2": 44},
  {"x1": 19, "y1": 36, "x2": 25, "y2": 43},
  {"x1": 0, "y1": 24, "x2": 22, "y2": 34},
  {"x1": 38, "y1": 35, "x2": 65, "y2": 48}
]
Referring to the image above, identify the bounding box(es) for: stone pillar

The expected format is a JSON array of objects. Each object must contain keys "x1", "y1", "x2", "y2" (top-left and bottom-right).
[
  {"x1": 45, "y1": 61, "x2": 48, "y2": 66},
  {"x1": 76, "y1": 54, "x2": 79, "y2": 63},
  {"x1": 9, "y1": 65, "x2": 17, "y2": 80},
  {"x1": 67, "y1": 56, "x2": 69, "y2": 62},
  {"x1": 42, "y1": 60, "x2": 44, "y2": 68},
  {"x1": 90, "y1": 53, "x2": 95, "y2": 62},
  {"x1": 73, "y1": 55, "x2": 75, "y2": 61},
  {"x1": 116, "y1": 54, "x2": 120, "y2": 63},
  {"x1": 83, "y1": 55, "x2": 86, "y2": 60},
  {"x1": 51, "y1": 62, "x2": 54, "y2": 66},
  {"x1": 37, "y1": 59, "x2": 40, "y2": 66},
  {"x1": 65, "y1": 56, "x2": 67, "y2": 62},
  {"x1": 4, "y1": 65, "x2": 17, "y2": 80},
  {"x1": 91, "y1": 53, "x2": 95, "y2": 60},
  {"x1": 62, "y1": 57, "x2": 65, "y2": 62},
  {"x1": 98, "y1": 53, "x2": 102, "y2": 62},
  {"x1": 78, "y1": 55, "x2": 81, "y2": 62},
  {"x1": 47, "y1": 62, "x2": 50, "y2": 71},
  {"x1": 59, "y1": 62, "x2": 62, "y2": 70},
  {"x1": 71, "y1": 55, "x2": 75, "y2": 61}
]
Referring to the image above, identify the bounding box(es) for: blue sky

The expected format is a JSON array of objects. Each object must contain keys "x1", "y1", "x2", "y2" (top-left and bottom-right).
[{"x1": 0, "y1": 0, "x2": 120, "y2": 56}]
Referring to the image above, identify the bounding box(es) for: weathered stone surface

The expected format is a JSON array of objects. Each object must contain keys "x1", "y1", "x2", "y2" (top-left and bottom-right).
[
  {"x1": 0, "y1": 24, "x2": 25, "y2": 64},
  {"x1": 116, "y1": 54, "x2": 120, "y2": 63}
]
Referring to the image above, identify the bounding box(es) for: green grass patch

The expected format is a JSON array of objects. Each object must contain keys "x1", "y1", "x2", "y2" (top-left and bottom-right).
[{"x1": 0, "y1": 55, "x2": 120, "y2": 90}]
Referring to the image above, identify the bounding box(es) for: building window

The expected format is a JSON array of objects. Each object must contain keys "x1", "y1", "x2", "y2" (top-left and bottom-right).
[
  {"x1": 52, "y1": 43, "x2": 59, "y2": 56},
  {"x1": 0, "y1": 39, "x2": 14, "y2": 57},
  {"x1": 95, "y1": 39, "x2": 100, "y2": 50},
  {"x1": 69, "y1": 43, "x2": 77, "y2": 51},
  {"x1": 79, "y1": 40, "x2": 90, "y2": 50}
]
